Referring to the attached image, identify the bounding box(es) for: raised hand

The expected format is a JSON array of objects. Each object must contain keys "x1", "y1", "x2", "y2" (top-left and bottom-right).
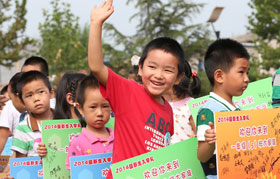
[
  {"x1": 90, "y1": 0, "x2": 114, "y2": 24},
  {"x1": 204, "y1": 122, "x2": 216, "y2": 145}
]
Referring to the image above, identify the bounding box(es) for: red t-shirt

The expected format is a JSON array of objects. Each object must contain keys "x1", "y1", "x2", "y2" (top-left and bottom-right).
[{"x1": 100, "y1": 68, "x2": 174, "y2": 178}]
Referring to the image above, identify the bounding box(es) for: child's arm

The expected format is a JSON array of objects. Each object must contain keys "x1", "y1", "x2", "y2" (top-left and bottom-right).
[
  {"x1": 15, "y1": 151, "x2": 27, "y2": 158},
  {"x1": 0, "y1": 127, "x2": 11, "y2": 153},
  {"x1": 37, "y1": 142, "x2": 47, "y2": 158},
  {"x1": 188, "y1": 116, "x2": 197, "y2": 135},
  {"x1": 88, "y1": 0, "x2": 114, "y2": 86},
  {"x1": 197, "y1": 122, "x2": 216, "y2": 162}
]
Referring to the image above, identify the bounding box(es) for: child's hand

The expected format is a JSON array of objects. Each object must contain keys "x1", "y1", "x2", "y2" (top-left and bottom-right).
[
  {"x1": 90, "y1": 0, "x2": 114, "y2": 24},
  {"x1": 204, "y1": 122, "x2": 216, "y2": 145},
  {"x1": 37, "y1": 143, "x2": 47, "y2": 157}
]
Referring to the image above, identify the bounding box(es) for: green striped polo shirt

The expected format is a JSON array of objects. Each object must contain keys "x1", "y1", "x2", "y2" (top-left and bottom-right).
[{"x1": 11, "y1": 114, "x2": 42, "y2": 157}]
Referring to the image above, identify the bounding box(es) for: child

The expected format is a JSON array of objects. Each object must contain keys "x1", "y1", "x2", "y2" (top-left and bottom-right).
[
  {"x1": 196, "y1": 39, "x2": 250, "y2": 178},
  {"x1": 164, "y1": 61, "x2": 201, "y2": 144},
  {"x1": 7, "y1": 73, "x2": 26, "y2": 115},
  {"x1": 37, "y1": 72, "x2": 86, "y2": 157},
  {"x1": 53, "y1": 72, "x2": 86, "y2": 119},
  {"x1": 65, "y1": 75, "x2": 114, "y2": 170},
  {"x1": 11, "y1": 71, "x2": 54, "y2": 157},
  {"x1": 0, "y1": 56, "x2": 54, "y2": 152},
  {"x1": 89, "y1": 0, "x2": 184, "y2": 177},
  {"x1": 21, "y1": 56, "x2": 49, "y2": 77},
  {"x1": 0, "y1": 73, "x2": 26, "y2": 154}
]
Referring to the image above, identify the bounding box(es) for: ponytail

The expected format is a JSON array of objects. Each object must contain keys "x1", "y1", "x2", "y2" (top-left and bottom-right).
[
  {"x1": 173, "y1": 60, "x2": 201, "y2": 98},
  {"x1": 70, "y1": 80, "x2": 87, "y2": 128},
  {"x1": 189, "y1": 72, "x2": 201, "y2": 97}
]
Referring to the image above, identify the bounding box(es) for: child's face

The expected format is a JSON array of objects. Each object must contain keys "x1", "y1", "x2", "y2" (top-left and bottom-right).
[
  {"x1": 81, "y1": 87, "x2": 111, "y2": 129},
  {"x1": 7, "y1": 86, "x2": 26, "y2": 113},
  {"x1": 21, "y1": 79, "x2": 51, "y2": 115},
  {"x1": 222, "y1": 58, "x2": 250, "y2": 97},
  {"x1": 138, "y1": 49, "x2": 182, "y2": 103}
]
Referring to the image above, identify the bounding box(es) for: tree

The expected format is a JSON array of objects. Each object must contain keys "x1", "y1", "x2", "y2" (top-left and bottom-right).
[
  {"x1": 248, "y1": 0, "x2": 280, "y2": 70},
  {"x1": 103, "y1": 0, "x2": 212, "y2": 77},
  {"x1": 0, "y1": 0, "x2": 33, "y2": 67},
  {"x1": 38, "y1": 0, "x2": 88, "y2": 76}
]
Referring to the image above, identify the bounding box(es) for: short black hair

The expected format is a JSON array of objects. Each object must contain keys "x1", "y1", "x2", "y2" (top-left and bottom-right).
[
  {"x1": 9, "y1": 72, "x2": 25, "y2": 95},
  {"x1": 204, "y1": 38, "x2": 250, "y2": 86},
  {"x1": 22, "y1": 56, "x2": 49, "y2": 76},
  {"x1": 17, "y1": 71, "x2": 51, "y2": 102},
  {"x1": 138, "y1": 37, "x2": 186, "y2": 77},
  {"x1": 0, "y1": 85, "x2": 8, "y2": 95},
  {"x1": 77, "y1": 74, "x2": 99, "y2": 109}
]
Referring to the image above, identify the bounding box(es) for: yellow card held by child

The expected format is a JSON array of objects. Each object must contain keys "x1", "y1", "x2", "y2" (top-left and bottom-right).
[{"x1": 215, "y1": 108, "x2": 280, "y2": 179}]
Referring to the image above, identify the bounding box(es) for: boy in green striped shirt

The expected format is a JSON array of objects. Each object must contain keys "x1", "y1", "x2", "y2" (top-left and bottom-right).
[
  {"x1": 196, "y1": 39, "x2": 250, "y2": 178},
  {"x1": 11, "y1": 71, "x2": 53, "y2": 157}
]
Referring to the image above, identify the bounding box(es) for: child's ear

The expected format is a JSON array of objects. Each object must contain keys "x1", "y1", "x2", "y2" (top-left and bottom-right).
[
  {"x1": 138, "y1": 64, "x2": 143, "y2": 77},
  {"x1": 66, "y1": 92, "x2": 74, "y2": 105},
  {"x1": 214, "y1": 69, "x2": 224, "y2": 84},
  {"x1": 174, "y1": 72, "x2": 185, "y2": 85},
  {"x1": 16, "y1": 93, "x2": 25, "y2": 105}
]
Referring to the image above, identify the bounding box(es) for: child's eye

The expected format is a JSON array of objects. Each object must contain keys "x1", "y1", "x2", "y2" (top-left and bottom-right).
[
  {"x1": 39, "y1": 90, "x2": 45, "y2": 94},
  {"x1": 148, "y1": 65, "x2": 155, "y2": 69},
  {"x1": 25, "y1": 94, "x2": 32, "y2": 98},
  {"x1": 165, "y1": 69, "x2": 173, "y2": 73},
  {"x1": 90, "y1": 106, "x2": 96, "y2": 109},
  {"x1": 103, "y1": 105, "x2": 110, "y2": 108}
]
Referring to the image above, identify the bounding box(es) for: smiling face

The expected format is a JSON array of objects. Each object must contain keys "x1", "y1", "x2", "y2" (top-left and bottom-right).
[
  {"x1": 222, "y1": 58, "x2": 250, "y2": 97},
  {"x1": 21, "y1": 79, "x2": 51, "y2": 116},
  {"x1": 138, "y1": 49, "x2": 182, "y2": 103},
  {"x1": 81, "y1": 87, "x2": 111, "y2": 130}
]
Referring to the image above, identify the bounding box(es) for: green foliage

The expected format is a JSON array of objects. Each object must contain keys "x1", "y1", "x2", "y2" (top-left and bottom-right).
[
  {"x1": 103, "y1": 0, "x2": 211, "y2": 77},
  {"x1": 197, "y1": 71, "x2": 211, "y2": 97},
  {"x1": 0, "y1": 0, "x2": 33, "y2": 67},
  {"x1": 248, "y1": 0, "x2": 280, "y2": 70},
  {"x1": 38, "y1": 0, "x2": 88, "y2": 76}
]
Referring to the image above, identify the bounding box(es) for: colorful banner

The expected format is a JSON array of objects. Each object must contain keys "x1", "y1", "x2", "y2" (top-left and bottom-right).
[
  {"x1": 10, "y1": 157, "x2": 42, "y2": 179},
  {"x1": 70, "y1": 152, "x2": 112, "y2": 178},
  {"x1": 42, "y1": 119, "x2": 82, "y2": 179},
  {"x1": 111, "y1": 138, "x2": 205, "y2": 179},
  {"x1": 188, "y1": 77, "x2": 272, "y2": 124},
  {"x1": 214, "y1": 108, "x2": 280, "y2": 178},
  {"x1": 105, "y1": 117, "x2": 115, "y2": 129},
  {"x1": 0, "y1": 156, "x2": 9, "y2": 173}
]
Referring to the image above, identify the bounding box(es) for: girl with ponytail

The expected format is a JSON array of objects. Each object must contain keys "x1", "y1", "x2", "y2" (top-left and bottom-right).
[{"x1": 164, "y1": 60, "x2": 201, "y2": 144}]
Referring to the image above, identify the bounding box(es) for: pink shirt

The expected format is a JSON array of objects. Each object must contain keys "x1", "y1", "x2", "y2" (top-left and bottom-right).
[{"x1": 66, "y1": 127, "x2": 114, "y2": 169}]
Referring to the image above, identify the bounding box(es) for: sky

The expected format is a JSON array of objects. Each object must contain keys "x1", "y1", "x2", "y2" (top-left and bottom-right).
[{"x1": 25, "y1": 0, "x2": 253, "y2": 39}]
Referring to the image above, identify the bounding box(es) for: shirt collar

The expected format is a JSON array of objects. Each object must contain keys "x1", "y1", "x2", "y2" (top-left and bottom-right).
[
  {"x1": 210, "y1": 92, "x2": 240, "y2": 111},
  {"x1": 82, "y1": 128, "x2": 114, "y2": 144},
  {"x1": 26, "y1": 114, "x2": 41, "y2": 132}
]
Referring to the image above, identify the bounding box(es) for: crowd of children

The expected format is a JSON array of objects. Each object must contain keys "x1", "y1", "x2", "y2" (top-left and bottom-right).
[{"x1": 0, "y1": 0, "x2": 277, "y2": 179}]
